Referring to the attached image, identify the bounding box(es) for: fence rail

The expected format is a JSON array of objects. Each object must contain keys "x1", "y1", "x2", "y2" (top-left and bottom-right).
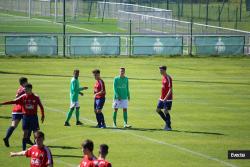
[{"x1": 0, "y1": 33, "x2": 250, "y2": 56}]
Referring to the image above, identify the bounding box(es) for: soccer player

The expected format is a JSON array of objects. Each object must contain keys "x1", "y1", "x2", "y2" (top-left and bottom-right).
[
  {"x1": 93, "y1": 144, "x2": 112, "y2": 167},
  {"x1": 64, "y1": 69, "x2": 88, "y2": 126},
  {"x1": 0, "y1": 83, "x2": 45, "y2": 150},
  {"x1": 3, "y1": 77, "x2": 33, "y2": 147},
  {"x1": 92, "y1": 69, "x2": 106, "y2": 128},
  {"x1": 79, "y1": 139, "x2": 96, "y2": 167},
  {"x1": 156, "y1": 66, "x2": 173, "y2": 131},
  {"x1": 112, "y1": 67, "x2": 131, "y2": 128},
  {"x1": 10, "y1": 131, "x2": 53, "y2": 167}
]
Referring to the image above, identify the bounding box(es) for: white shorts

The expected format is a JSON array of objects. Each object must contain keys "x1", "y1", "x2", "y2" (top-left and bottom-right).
[
  {"x1": 112, "y1": 100, "x2": 128, "y2": 109},
  {"x1": 70, "y1": 101, "x2": 80, "y2": 108}
]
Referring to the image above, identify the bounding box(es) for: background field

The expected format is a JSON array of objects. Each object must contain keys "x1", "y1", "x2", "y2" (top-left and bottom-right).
[{"x1": 0, "y1": 57, "x2": 250, "y2": 167}]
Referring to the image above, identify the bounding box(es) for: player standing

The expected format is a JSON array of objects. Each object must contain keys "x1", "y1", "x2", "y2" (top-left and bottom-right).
[
  {"x1": 112, "y1": 67, "x2": 131, "y2": 128},
  {"x1": 156, "y1": 66, "x2": 173, "y2": 131},
  {"x1": 64, "y1": 69, "x2": 88, "y2": 126},
  {"x1": 79, "y1": 139, "x2": 96, "y2": 167},
  {"x1": 3, "y1": 77, "x2": 33, "y2": 147},
  {"x1": 92, "y1": 69, "x2": 106, "y2": 128},
  {"x1": 93, "y1": 144, "x2": 112, "y2": 167},
  {"x1": 0, "y1": 83, "x2": 45, "y2": 150},
  {"x1": 10, "y1": 131, "x2": 53, "y2": 167}
]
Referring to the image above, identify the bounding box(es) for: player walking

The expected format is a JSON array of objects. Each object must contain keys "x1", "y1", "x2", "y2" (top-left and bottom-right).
[
  {"x1": 92, "y1": 69, "x2": 106, "y2": 128},
  {"x1": 10, "y1": 131, "x2": 53, "y2": 167},
  {"x1": 3, "y1": 77, "x2": 33, "y2": 147},
  {"x1": 79, "y1": 139, "x2": 96, "y2": 167},
  {"x1": 93, "y1": 144, "x2": 112, "y2": 167},
  {"x1": 112, "y1": 67, "x2": 131, "y2": 128},
  {"x1": 64, "y1": 69, "x2": 88, "y2": 126},
  {"x1": 0, "y1": 83, "x2": 45, "y2": 150},
  {"x1": 156, "y1": 66, "x2": 173, "y2": 131}
]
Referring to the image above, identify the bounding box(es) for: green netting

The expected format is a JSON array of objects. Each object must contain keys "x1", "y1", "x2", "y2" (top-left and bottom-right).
[
  {"x1": 69, "y1": 36, "x2": 120, "y2": 55},
  {"x1": 5, "y1": 36, "x2": 57, "y2": 56},
  {"x1": 247, "y1": 0, "x2": 250, "y2": 11},
  {"x1": 194, "y1": 36, "x2": 245, "y2": 55},
  {"x1": 132, "y1": 36, "x2": 183, "y2": 55}
]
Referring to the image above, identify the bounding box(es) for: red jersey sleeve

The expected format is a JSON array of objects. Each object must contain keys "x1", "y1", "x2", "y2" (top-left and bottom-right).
[
  {"x1": 1, "y1": 95, "x2": 24, "y2": 105},
  {"x1": 25, "y1": 146, "x2": 33, "y2": 157}
]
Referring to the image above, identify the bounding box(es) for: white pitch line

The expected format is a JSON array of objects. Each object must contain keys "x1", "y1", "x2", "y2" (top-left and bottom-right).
[
  {"x1": 0, "y1": 13, "x2": 102, "y2": 34},
  {"x1": 46, "y1": 107, "x2": 237, "y2": 167}
]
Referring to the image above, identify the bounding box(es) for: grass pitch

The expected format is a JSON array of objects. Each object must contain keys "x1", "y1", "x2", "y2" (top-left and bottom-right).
[{"x1": 0, "y1": 57, "x2": 250, "y2": 167}]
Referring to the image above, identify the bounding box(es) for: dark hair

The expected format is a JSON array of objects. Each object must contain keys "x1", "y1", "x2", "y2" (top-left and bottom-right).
[
  {"x1": 82, "y1": 139, "x2": 94, "y2": 152},
  {"x1": 120, "y1": 67, "x2": 125, "y2": 70},
  {"x1": 25, "y1": 83, "x2": 32, "y2": 89},
  {"x1": 159, "y1": 66, "x2": 167, "y2": 71},
  {"x1": 19, "y1": 77, "x2": 28, "y2": 85},
  {"x1": 100, "y1": 144, "x2": 109, "y2": 155},
  {"x1": 92, "y1": 69, "x2": 100, "y2": 74},
  {"x1": 74, "y1": 69, "x2": 79, "y2": 73},
  {"x1": 34, "y1": 131, "x2": 45, "y2": 140}
]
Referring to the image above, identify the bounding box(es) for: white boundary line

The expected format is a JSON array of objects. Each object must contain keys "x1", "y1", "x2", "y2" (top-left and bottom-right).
[
  {"x1": 0, "y1": 13, "x2": 102, "y2": 33},
  {"x1": 46, "y1": 107, "x2": 237, "y2": 167}
]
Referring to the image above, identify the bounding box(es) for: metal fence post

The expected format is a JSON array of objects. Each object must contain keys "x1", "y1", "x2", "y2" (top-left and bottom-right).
[
  {"x1": 235, "y1": 7, "x2": 238, "y2": 29},
  {"x1": 129, "y1": 20, "x2": 132, "y2": 57},
  {"x1": 63, "y1": 0, "x2": 66, "y2": 57},
  {"x1": 189, "y1": 18, "x2": 193, "y2": 56}
]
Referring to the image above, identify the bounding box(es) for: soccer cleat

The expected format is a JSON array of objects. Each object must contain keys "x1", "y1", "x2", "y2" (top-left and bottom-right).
[
  {"x1": 164, "y1": 125, "x2": 172, "y2": 131},
  {"x1": 102, "y1": 124, "x2": 106, "y2": 128},
  {"x1": 64, "y1": 122, "x2": 70, "y2": 126},
  {"x1": 124, "y1": 124, "x2": 132, "y2": 128},
  {"x1": 26, "y1": 139, "x2": 34, "y2": 145},
  {"x1": 113, "y1": 123, "x2": 117, "y2": 128},
  {"x1": 76, "y1": 121, "x2": 83, "y2": 125},
  {"x1": 3, "y1": 138, "x2": 10, "y2": 147}
]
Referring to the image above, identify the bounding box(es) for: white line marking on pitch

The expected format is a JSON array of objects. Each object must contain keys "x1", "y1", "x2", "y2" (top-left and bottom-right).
[{"x1": 46, "y1": 107, "x2": 237, "y2": 167}]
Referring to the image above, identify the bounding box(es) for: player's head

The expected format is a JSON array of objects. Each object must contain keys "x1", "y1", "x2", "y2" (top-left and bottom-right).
[
  {"x1": 92, "y1": 69, "x2": 101, "y2": 80},
  {"x1": 24, "y1": 83, "x2": 32, "y2": 94},
  {"x1": 82, "y1": 139, "x2": 94, "y2": 155},
  {"x1": 19, "y1": 77, "x2": 28, "y2": 86},
  {"x1": 73, "y1": 69, "x2": 80, "y2": 79},
  {"x1": 99, "y1": 144, "x2": 109, "y2": 157},
  {"x1": 120, "y1": 67, "x2": 125, "y2": 77},
  {"x1": 159, "y1": 66, "x2": 167, "y2": 75},
  {"x1": 34, "y1": 131, "x2": 45, "y2": 148}
]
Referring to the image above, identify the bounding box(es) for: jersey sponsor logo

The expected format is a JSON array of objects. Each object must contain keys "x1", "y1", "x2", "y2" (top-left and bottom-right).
[{"x1": 31, "y1": 158, "x2": 41, "y2": 165}]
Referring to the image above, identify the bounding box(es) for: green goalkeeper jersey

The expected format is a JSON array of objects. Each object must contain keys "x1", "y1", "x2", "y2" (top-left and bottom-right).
[
  {"x1": 113, "y1": 76, "x2": 130, "y2": 100},
  {"x1": 70, "y1": 77, "x2": 83, "y2": 102}
]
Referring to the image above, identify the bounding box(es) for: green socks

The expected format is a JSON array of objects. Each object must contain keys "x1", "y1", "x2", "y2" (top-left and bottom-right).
[
  {"x1": 123, "y1": 111, "x2": 128, "y2": 125},
  {"x1": 113, "y1": 111, "x2": 117, "y2": 125},
  {"x1": 66, "y1": 108, "x2": 74, "y2": 122},
  {"x1": 75, "y1": 107, "x2": 80, "y2": 122}
]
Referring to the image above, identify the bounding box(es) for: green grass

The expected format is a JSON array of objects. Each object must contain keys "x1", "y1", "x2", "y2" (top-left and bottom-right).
[{"x1": 0, "y1": 57, "x2": 250, "y2": 167}]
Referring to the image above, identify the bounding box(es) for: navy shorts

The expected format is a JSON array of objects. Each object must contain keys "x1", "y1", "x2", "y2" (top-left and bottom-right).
[
  {"x1": 12, "y1": 114, "x2": 23, "y2": 121},
  {"x1": 94, "y1": 98, "x2": 105, "y2": 110},
  {"x1": 22, "y1": 115, "x2": 40, "y2": 131},
  {"x1": 157, "y1": 100, "x2": 172, "y2": 111}
]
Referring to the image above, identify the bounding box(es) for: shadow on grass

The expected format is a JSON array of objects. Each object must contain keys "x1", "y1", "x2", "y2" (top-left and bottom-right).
[
  {"x1": 48, "y1": 145, "x2": 79, "y2": 150},
  {"x1": 92, "y1": 126, "x2": 225, "y2": 136},
  {"x1": 0, "y1": 115, "x2": 12, "y2": 119},
  {"x1": 53, "y1": 154, "x2": 82, "y2": 158},
  {"x1": 1, "y1": 70, "x2": 249, "y2": 86}
]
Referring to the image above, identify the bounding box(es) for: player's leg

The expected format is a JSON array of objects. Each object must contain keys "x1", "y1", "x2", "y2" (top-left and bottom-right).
[
  {"x1": 65, "y1": 102, "x2": 76, "y2": 126},
  {"x1": 75, "y1": 107, "x2": 83, "y2": 125},
  {"x1": 94, "y1": 98, "x2": 101, "y2": 127},
  {"x1": 98, "y1": 98, "x2": 106, "y2": 128},
  {"x1": 163, "y1": 101, "x2": 172, "y2": 130},
  {"x1": 113, "y1": 108, "x2": 118, "y2": 128},
  {"x1": 22, "y1": 115, "x2": 32, "y2": 150},
  {"x1": 3, "y1": 114, "x2": 21, "y2": 147},
  {"x1": 156, "y1": 100, "x2": 167, "y2": 123},
  {"x1": 123, "y1": 108, "x2": 131, "y2": 128},
  {"x1": 112, "y1": 100, "x2": 119, "y2": 127}
]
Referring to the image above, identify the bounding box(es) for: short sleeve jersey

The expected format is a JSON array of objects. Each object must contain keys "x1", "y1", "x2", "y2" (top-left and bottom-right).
[
  {"x1": 80, "y1": 155, "x2": 96, "y2": 167},
  {"x1": 160, "y1": 75, "x2": 173, "y2": 101},
  {"x1": 94, "y1": 79, "x2": 106, "y2": 99},
  {"x1": 12, "y1": 85, "x2": 26, "y2": 114},
  {"x1": 25, "y1": 145, "x2": 53, "y2": 167}
]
